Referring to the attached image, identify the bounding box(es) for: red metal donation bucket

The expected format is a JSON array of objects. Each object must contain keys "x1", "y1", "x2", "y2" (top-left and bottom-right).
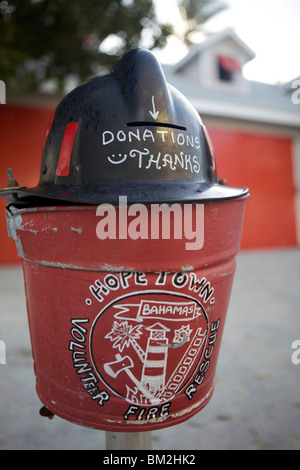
[
  {"x1": 1, "y1": 49, "x2": 249, "y2": 432},
  {"x1": 5, "y1": 196, "x2": 247, "y2": 431}
]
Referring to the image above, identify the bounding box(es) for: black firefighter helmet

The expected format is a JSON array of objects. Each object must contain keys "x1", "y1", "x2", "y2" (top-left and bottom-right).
[{"x1": 0, "y1": 49, "x2": 248, "y2": 205}]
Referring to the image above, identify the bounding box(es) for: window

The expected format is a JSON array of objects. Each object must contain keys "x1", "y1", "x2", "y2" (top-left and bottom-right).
[{"x1": 217, "y1": 55, "x2": 241, "y2": 82}]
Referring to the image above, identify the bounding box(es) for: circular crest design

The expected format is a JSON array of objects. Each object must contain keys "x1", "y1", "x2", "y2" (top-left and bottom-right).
[{"x1": 90, "y1": 290, "x2": 208, "y2": 406}]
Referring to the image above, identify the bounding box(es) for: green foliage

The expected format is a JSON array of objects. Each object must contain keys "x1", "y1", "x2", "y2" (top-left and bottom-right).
[
  {"x1": 0, "y1": 0, "x2": 173, "y2": 93},
  {"x1": 0, "y1": 0, "x2": 226, "y2": 93},
  {"x1": 178, "y1": 0, "x2": 227, "y2": 44}
]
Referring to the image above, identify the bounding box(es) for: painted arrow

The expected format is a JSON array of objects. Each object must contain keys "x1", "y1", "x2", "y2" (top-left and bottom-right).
[{"x1": 149, "y1": 95, "x2": 159, "y2": 120}]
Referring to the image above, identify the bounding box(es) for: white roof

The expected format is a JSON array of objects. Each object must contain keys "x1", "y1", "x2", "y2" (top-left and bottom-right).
[{"x1": 162, "y1": 29, "x2": 300, "y2": 129}]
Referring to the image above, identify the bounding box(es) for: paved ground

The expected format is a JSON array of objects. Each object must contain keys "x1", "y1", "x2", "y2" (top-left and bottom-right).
[{"x1": 0, "y1": 248, "x2": 299, "y2": 450}]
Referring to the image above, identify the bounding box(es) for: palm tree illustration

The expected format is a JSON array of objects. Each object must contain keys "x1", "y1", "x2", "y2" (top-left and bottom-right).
[{"x1": 105, "y1": 320, "x2": 146, "y2": 363}]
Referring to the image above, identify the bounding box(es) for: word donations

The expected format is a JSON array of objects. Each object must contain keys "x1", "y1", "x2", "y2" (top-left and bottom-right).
[{"x1": 96, "y1": 196, "x2": 204, "y2": 251}]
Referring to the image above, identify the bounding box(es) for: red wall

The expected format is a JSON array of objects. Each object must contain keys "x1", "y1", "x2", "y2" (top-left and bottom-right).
[
  {"x1": 209, "y1": 127, "x2": 297, "y2": 249},
  {"x1": 0, "y1": 105, "x2": 54, "y2": 263},
  {"x1": 0, "y1": 105, "x2": 298, "y2": 264}
]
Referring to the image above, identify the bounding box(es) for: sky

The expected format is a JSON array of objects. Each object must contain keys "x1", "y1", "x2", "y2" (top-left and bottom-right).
[{"x1": 153, "y1": 0, "x2": 300, "y2": 84}]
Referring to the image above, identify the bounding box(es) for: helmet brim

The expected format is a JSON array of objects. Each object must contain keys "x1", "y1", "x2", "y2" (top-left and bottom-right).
[{"x1": 0, "y1": 181, "x2": 248, "y2": 206}]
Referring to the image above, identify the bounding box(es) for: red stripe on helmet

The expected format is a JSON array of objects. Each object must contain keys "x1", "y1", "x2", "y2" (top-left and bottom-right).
[
  {"x1": 56, "y1": 122, "x2": 79, "y2": 176},
  {"x1": 43, "y1": 112, "x2": 55, "y2": 148}
]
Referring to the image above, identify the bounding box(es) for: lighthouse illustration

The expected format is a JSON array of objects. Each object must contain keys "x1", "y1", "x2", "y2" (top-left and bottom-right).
[{"x1": 141, "y1": 323, "x2": 170, "y2": 395}]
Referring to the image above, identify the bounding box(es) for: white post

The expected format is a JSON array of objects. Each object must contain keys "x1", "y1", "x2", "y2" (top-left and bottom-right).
[{"x1": 106, "y1": 431, "x2": 152, "y2": 450}]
